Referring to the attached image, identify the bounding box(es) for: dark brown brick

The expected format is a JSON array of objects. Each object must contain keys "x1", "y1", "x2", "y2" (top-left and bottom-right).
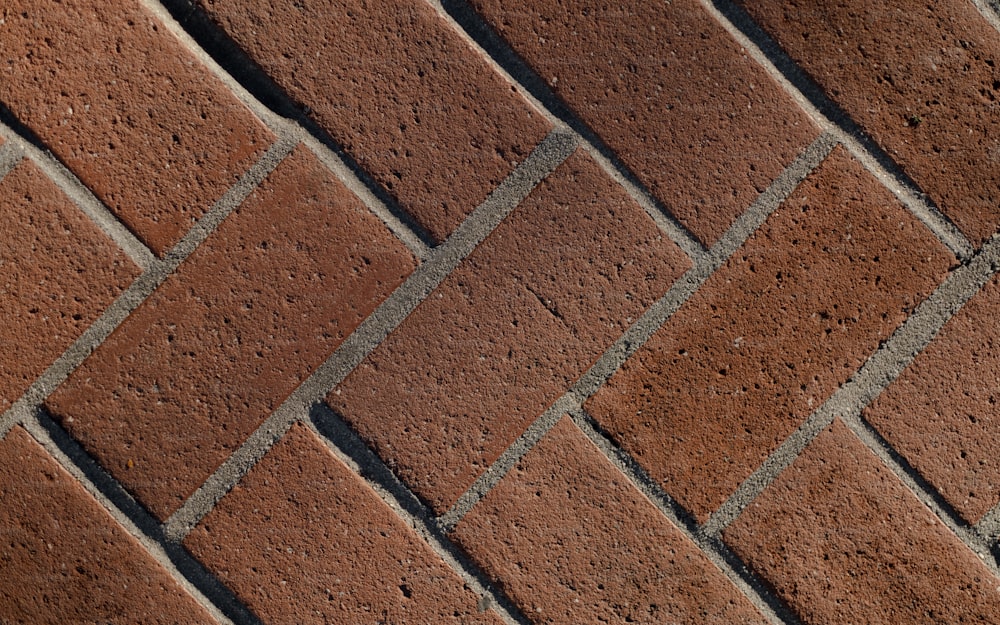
[
  {"x1": 724, "y1": 420, "x2": 1000, "y2": 624},
  {"x1": 586, "y1": 147, "x2": 952, "y2": 521},
  {"x1": 0, "y1": 427, "x2": 216, "y2": 624},
  {"x1": 196, "y1": 0, "x2": 551, "y2": 243},
  {"x1": 0, "y1": 0, "x2": 274, "y2": 255},
  {"x1": 469, "y1": 0, "x2": 819, "y2": 245},
  {"x1": 866, "y1": 274, "x2": 1000, "y2": 523},
  {"x1": 184, "y1": 423, "x2": 503, "y2": 625},
  {"x1": 329, "y1": 150, "x2": 689, "y2": 514},
  {"x1": 0, "y1": 160, "x2": 139, "y2": 412},
  {"x1": 452, "y1": 416, "x2": 768, "y2": 624},
  {"x1": 737, "y1": 0, "x2": 1000, "y2": 246},
  {"x1": 45, "y1": 146, "x2": 416, "y2": 520}
]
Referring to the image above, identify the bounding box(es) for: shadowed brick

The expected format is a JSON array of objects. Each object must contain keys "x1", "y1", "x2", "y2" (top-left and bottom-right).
[
  {"x1": 184, "y1": 423, "x2": 503, "y2": 625},
  {"x1": 0, "y1": 0, "x2": 274, "y2": 255},
  {"x1": 0, "y1": 160, "x2": 139, "y2": 412},
  {"x1": 329, "y1": 150, "x2": 689, "y2": 514},
  {"x1": 196, "y1": 0, "x2": 551, "y2": 243},
  {"x1": 0, "y1": 427, "x2": 217, "y2": 624},
  {"x1": 452, "y1": 416, "x2": 768, "y2": 625},
  {"x1": 724, "y1": 420, "x2": 1000, "y2": 624},
  {"x1": 866, "y1": 274, "x2": 1000, "y2": 524},
  {"x1": 586, "y1": 147, "x2": 951, "y2": 521},
  {"x1": 468, "y1": 0, "x2": 819, "y2": 245},
  {"x1": 46, "y1": 146, "x2": 416, "y2": 520},
  {"x1": 737, "y1": 0, "x2": 1000, "y2": 246}
]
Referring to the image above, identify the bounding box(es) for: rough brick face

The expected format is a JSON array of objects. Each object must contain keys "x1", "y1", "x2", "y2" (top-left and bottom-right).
[
  {"x1": 45, "y1": 146, "x2": 416, "y2": 520},
  {"x1": 469, "y1": 0, "x2": 819, "y2": 245},
  {"x1": 196, "y1": 0, "x2": 551, "y2": 243},
  {"x1": 0, "y1": 0, "x2": 274, "y2": 255},
  {"x1": 184, "y1": 423, "x2": 502, "y2": 625},
  {"x1": 737, "y1": 0, "x2": 1000, "y2": 246},
  {"x1": 329, "y1": 150, "x2": 689, "y2": 514},
  {"x1": 586, "y1": 147, "x2": 952, "y2": 521},
  {"x1": 0, "y1": 160, "x2": 139, "y2": 412},
  {"x1": 452, "y1": 417, "x2": 768, "y2": 625},
  {"x1": 0, "y1": 427, "x2": 216, "y2": 624},
  {"x1": 866, "y1": 274, "x2": 1000, "y2": 524},
  {"x1": 724, "y1": 420, "x2": 1000, "y2": 625}
]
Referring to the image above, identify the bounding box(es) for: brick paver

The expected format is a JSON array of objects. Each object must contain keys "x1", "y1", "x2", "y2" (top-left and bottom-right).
[
  {"x1": 0, "y1": 426, "x2": 216, "y2": 624},
  {"x1": 0, "y1": 160, "x2": 139, "y2": 412},
  {"x1": 6, "y1": 0, "x2": 1000, "y2": 623},
  {"x1": 736, "y1": 0, "x2": 1000, "y2": 246},
  {"x1": 45, "y1": 146, "x2": 415, "y2": 520},
  {"x1": 329, "y1": 150, "x2": 689, "y2": 514},
  {"x1": 724, "y1": 420, "x2": 1000, "y2": 624},
  {"x1": 468, "y1": 0, "x2": 819, "y2": 245},
  {"x1": 0, "y1": 0, "x2": 274, "y2": 255},
  {"x1": 196, "y1": 0, "x2": 551, "y2": 243}
]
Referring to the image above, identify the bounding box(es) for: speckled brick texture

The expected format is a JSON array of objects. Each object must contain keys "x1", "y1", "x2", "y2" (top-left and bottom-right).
[{"x1": 7, "y1": 0, "x2": 1000, "y2": 623}]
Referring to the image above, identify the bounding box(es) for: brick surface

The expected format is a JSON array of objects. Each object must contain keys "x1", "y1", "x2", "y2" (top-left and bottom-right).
[
  {"x1": 452, "y1": 416, "x2": 768, "y2": 625},
  {"x1": 737, "y1": 0, "x2": 1000, "y2": 246},
  {"x1": 866, "y1": 274, "x2": 1000, "y2": 523},
  {"x1": 45, "y1": 146, "x2": 416, "y2": 520},
  {"x1": 196, "y1": 0, "x2": 551, "y2": 243},
  {"x1": 469, "y1": 0, "x2": 819, "y2": 245},
  {"x1": 184, "y1": 423, "x2": 503, "y2": 625},
  {"x1": 0, "y1": 160, "x2": 139, "y2": 412},
  {"x1": 586, "y1": 147, "x2": 952, "y2": 521},
  {"x1": 724, "y1": 420, "x2": 1000, "y2": 624},
  {"x1": 329, "y1": 150, "x2": 689, "y2": 513},
  {"x1": 0, "y1": 0, "x2": 274, "y2": 255},
  {"x1": 0, "y1": 427, "x2": 216, "y2": 624}
]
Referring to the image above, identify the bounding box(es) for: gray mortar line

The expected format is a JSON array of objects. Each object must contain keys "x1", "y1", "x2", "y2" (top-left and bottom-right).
[
  {"x1": 18, "y1": 414, "x2": 264, "y2": 625},
  {"x1": 701, "y1": 231, "x2": 1000, "y2": 559},
  {"x1": 568, "y1": 409, "x2": 804, "y2": 625},
  {"x1": 429, "y1": 0, "x2": 708, "y2": 261},
  {"x1": 701, "y1": 0, "x2": 975, "y2": 261},
  {"x1": 305, "y1": 406, "x2": 533, "y2": 625},
  {"x1": 438, "y1": 133, "x2": 837, "y2": 532},
  {"x1": 0, "y1": 121, "x2": 156, "y2": 271},
  {"x1": 162, "y1": 129, "x2": 577, "y2": 541},
  {"x1": 0, "y1": 138, "x2": 295, "y2": 440},
  {"x1": 977, "y1": 498, "x2": 1000, "y2": 541},
  {"x1": 0, "y1": 141, "x2": 22, "y2": 182},
  {"x1": 145, "y1": 0, "x2": 436, "y2": 258},
  {"x1": 970, "y1": 0, "x2": 1000, "y2": 37}
]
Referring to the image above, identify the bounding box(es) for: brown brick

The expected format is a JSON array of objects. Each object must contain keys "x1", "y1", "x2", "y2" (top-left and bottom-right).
[
  {"x1": 329, "y1": 150, "x2": 689, "y2": 514},
  {"x1": 0, "y1": 0, "x2": 274, "y2": 255},
  {"x1": 586, "y1": 147, "x2": 951, "y2": 521},
  {"x1": 469, "y1": 0, "x2": 818, "y2": 245},
  {"x1": 196, "y1": 0, "x2": 551, "y2": 243},
  {"x1": 866, "y1": 274, "x2": 1000, "y2": 523},
  {"x1": 0, "y1": 427, "x2": 216, "y2": 624},
  {"x1": 0, "y1": 160, "x2": 139, "y2": 412},
  {"x1": 45, "y1": 146, "x2": 416, "y2": 520},
  {"x1": 452, "y1": 417, "x2": 768, "y2": 624},
  {"x1": 724, "y1": 420, "x2": 1000, "y2": 624},
  {"x1": 184, "y1": 423, "x2": 502, "y2": 625},
  {"x1": 737, "y1": 0, "x2": 1000, "y2": 246}
]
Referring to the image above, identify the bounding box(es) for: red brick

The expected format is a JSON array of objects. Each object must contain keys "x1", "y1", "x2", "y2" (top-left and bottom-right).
[
  {"x1": 329, "y1": 150, "x2": 689, "y2": 513},
  {"x1": 196, "y1": 0, "x2": 551, "y2": 243},
  {"x1": 0, "y1": 160, "x2": 139, "y2": 412},
  {"x1": 0, "y1": 427, "x2": 216, "y2": 624},
  {"x1": 586, "y1": 147, "x2": 951, "y2": 521},
  {"x1": 865, "y1": 274, "x2": 1000, "y2": 523},
  {"x1": 184, "y1": 423, "x2": 502, "y2": 625},
  {"x1": 45, "y1": 146, "x2": 415, "y2": 520},
  {"x1": 469, "y1": 0, "x2": 818, "y2": 245},
  {"x1": 737, "y1": 0, "x2": 1000, "y2": 246},
  {"x1": 0, "y1": 0, "x2": 274, "y2": 255},
  {"x1": 723, "y1": 420, "x2": 1000, "y2": 624},
  {"x1": 451, "y1": 416, "x2": 768, "y2": 624}
]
